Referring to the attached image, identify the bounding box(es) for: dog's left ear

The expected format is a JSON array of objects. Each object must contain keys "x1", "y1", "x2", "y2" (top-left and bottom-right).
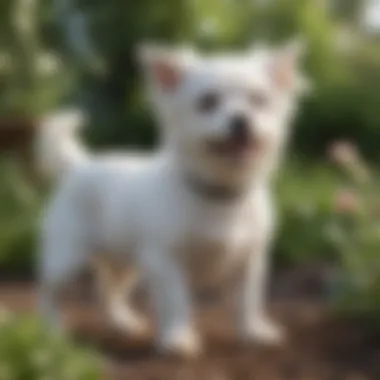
[
  {"x1": 269, "y1": 39, "x2": 311, "y2": 95},
  {"x1": 137, "y1": 44, "x2": 195, "y2": 93}
]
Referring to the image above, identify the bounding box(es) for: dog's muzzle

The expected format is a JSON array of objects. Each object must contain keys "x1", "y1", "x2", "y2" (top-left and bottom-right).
[{"x1": 207, "y1": 114, "x2": 262, "y2": 160}]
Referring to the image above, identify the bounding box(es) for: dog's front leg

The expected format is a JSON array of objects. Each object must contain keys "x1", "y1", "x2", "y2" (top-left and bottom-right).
[
  {"x1": 142, "y1": 248, "x2": 201, "y2": 358},
  {"x1": 239, "y1": 238, "x2": 284, "y2": 345}
]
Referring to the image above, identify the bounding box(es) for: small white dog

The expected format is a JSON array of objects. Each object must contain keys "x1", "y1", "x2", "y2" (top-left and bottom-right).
[{"x1": 36, "y1": 40, "x2": 309, "y2": 358}]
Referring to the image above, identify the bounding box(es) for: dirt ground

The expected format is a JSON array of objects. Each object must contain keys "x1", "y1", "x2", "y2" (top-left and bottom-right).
[{"x1": 1, "y1": 265, "x2": 379, "y2": 380}]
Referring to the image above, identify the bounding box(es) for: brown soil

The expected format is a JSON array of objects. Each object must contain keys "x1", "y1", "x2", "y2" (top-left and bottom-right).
[{"x1": 1, "y1": 265, "x2": 379, "y2": 380}]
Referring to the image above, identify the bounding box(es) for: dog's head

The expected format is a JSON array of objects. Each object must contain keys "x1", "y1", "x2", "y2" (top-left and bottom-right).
[{"x1": 139, "y1": 41, "x2": 310, "y2": 188}]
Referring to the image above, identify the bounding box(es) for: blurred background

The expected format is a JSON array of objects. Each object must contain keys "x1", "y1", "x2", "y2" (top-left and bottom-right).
[{"x1": 0, "y1": 1, "x2": 380, "y2": 379}]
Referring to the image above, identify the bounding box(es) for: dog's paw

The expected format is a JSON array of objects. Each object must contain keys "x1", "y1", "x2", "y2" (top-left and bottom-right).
[
  {"x1": 108, "y1": 306, "x2": 149, "y2": 337},
  {"x1": 241, "y1": 316, "x2": 285, "y2": 346},
  {"x1": 157, "y1": 326, "x2": 202, "y2": 359}
]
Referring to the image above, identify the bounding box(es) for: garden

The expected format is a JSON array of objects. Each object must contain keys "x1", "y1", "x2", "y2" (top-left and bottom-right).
[{"x1": 1, "y1": 1, "x2": 380, "y2": 379}]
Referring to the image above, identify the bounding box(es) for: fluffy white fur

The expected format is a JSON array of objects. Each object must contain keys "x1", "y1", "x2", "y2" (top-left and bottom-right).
[{"x1": 37, "y1": 40, "x2": 308, "y2": 357}]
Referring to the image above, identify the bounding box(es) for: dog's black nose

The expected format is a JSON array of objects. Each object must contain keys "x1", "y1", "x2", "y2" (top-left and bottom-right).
[{"x1": 229, "y1": 114, "x2": 250, "y2": 141}]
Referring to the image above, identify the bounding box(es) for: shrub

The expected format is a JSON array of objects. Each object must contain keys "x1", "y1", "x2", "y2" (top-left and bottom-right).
[
  {"x1": 326, "y1": 141, "x2": 380, "y2": 322},
  {"x1": 275, "y1": 161, "x2": 341, "y2": 267},
  {"x1": 0, "y1": 162, "x2": 40, "y2": 276},
  {"x1": 0, "y1": 308, "x2": 102, "y2": 380}
]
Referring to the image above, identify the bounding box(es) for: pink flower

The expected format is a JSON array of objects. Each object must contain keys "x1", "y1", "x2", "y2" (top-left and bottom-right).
[
  {"x1": 327, "y1": 140, "x2": 370, "y2": 183},
  {"x1": 334, "y1": 189, "x2": 359, "y2": 215},
  {"x1": 327, "y1": 140, "x2": 359, "y2": 167}
]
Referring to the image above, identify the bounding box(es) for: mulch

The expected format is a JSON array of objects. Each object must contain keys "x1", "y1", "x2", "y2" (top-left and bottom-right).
[{"x1": 1, "y1": 264, "x2": 379, "y2": 380}]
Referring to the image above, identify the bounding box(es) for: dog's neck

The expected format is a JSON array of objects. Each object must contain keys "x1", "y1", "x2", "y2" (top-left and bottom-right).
[
  {"x1": 161, "y1": 143, "x2": 272, "y2": 203},
  {"x1": 184, "y1": 171, "x2": 249, "y2": 202},
  {"x1": 171, "y1": 155, "x2": 266, "y2": 203}
]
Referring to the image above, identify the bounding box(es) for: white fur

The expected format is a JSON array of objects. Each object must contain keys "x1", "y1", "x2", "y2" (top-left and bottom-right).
[
  {"x1": 35, "y1": 109, "x2": 88, "y2": 182},
  {"x1": 37, "y1": 41, "x2": 307, "y2": 357}
]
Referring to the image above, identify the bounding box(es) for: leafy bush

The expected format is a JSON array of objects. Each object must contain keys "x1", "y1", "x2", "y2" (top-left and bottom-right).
[
  {"x1": 275, "y1": 161, "x2": 341, "y2": 267},
  {"x1": 326, "y1": 142, "x2": 380, "y2": 320},
  {"x1": 0, "y1": 309, "x2": 102, "y2": 380},
  {"x1": 0, "y1": 162, "x2": 41, "y2": 276},
  {"x1": 272, "y1": 146, "x2": 380, "y2": 325}
]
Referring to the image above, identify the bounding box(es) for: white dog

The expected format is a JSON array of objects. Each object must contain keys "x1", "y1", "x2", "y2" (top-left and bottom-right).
[{"x1": 36, "y1": 40, "x2": 309, "y2": 358}]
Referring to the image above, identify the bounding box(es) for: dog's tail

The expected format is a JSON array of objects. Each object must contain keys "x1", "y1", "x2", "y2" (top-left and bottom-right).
[{"x1": 35, "y1": 109, "x2": 89, "y2": 183}]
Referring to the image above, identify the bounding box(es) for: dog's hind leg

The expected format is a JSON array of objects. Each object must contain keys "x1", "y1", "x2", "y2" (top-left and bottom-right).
[
  {"x1": 94, "y1": 256, "x2": 148, "y2": 336},
  {"x1": 38, "y1": 224, "x2": 90, "y2": 332}
]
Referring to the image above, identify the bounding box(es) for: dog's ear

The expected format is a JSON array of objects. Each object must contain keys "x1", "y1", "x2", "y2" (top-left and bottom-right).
[
  {"x1": 137, "y1": 44, "x2": 194, "y2": 92},
  {"x1": 269, "y1": 38, "x2": 311, "y2": 94}
]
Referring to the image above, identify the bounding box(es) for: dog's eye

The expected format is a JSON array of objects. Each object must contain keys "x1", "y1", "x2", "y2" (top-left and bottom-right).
[
  {"x1": 249, "y1": 92, "x2": 270, "y2": 108},
  {"x1": 197, "y1": 92, "x2": 220, "y2": 113}
]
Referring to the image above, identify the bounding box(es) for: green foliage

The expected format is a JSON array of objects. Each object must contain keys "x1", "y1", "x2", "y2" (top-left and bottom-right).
[
  {"x1": 0, "y1": 310, "x2": 102, "y2": 380},
  {"x1": 275, "y1": 151, "x2": 380, "y2": 323},
  {"x1": 0, "y1": 162, "x2": 40, "y2": 274},
  {"x1": 326, "y1": 144, "x2": 380, "y2": 320},
  {"x1": 0, "y1": 0, "x2": 68, "y2": 116},
  {"x1": 275, "y1": 162, "x2": 341, "y2": 266},
  {"x1": 0, "y1": 0, "x2": 379, "y2": 158}
]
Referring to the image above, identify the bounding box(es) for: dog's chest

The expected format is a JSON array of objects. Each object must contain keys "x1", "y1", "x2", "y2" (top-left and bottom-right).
[{"x1": 181, "y1": 204, "x2": 256, "y2": 283}]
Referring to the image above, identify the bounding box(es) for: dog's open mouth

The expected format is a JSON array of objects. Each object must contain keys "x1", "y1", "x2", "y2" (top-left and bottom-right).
[{"x1": 207, "y1": 134, "x2": 260, "y2": 162}]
